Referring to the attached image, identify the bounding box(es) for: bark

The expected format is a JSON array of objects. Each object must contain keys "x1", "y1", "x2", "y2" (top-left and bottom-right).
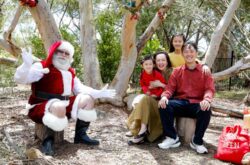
[
  {"x1": 213, "y1": 55, "x2": 250, "y2": 81},
  {"x1": 204, "y1": 0, "x2": 241, "y2": 67},
  {"x1": 0, "y1": 39, "x2": 21, "y2": 57},
  {"x1": 176, "y1": 118, "x2": 196, "y2": 144},
  {"x1": 4, "y1": 6, "x2": 24, "y2": 42},
  {"x1": 35, "y1": 123, "x2": 63, "y2": 143},
  {"x1": 109, "y1": 11, "x2": 139, "y2": 106},
  {"x1": 28, "y1": 0, "x2": 61, "y2": 51},
  {"x1": 79, "y1": 0, "x2": 102, "y2": 88},
  {"x1": 0, "y1": 57, "x2": 17, "y2": 66},
  {"x1": 211, "y1": 102, "x2": 243, "y2": 118}
]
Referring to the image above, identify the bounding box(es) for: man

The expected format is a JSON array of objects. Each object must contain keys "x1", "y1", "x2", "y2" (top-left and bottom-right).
[
  {"x1": 158, "y1": 42, "x2": 215, "y2": 154},
  {"x1": 14, "y1": 41, "x2": 116, "y2": 155}
]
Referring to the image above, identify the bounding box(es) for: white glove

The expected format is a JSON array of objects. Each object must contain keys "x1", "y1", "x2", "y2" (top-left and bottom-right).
[
  {"x1": 21, "y1": 48, "x2": 33, "y2": 67},
  {"x1": 91, "y1": 84, "x2": 116, "y2": 99}
]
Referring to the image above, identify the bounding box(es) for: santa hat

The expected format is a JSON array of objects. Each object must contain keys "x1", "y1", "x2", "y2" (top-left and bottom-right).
[{"x1": 43, "y1": 40, "x2": 75, "y2": 68}]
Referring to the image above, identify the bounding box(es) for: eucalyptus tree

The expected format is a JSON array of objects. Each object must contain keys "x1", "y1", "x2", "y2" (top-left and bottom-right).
[{"x1": 0, "y1": 0, "x2": 248, "y2": 106}]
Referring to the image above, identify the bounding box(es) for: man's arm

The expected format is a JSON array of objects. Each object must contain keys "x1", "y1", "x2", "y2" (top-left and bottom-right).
[
  {"x1": 200, "y1": 73, "x2": 215, "y2": 111},
  {"x1": 203, "y1": 73, "x2": 215, "y2": 103}
]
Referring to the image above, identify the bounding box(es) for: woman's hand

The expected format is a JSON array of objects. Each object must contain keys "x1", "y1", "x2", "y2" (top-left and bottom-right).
[
  {"x1": 149, "y1": 80, "x2": 165, "y2": 89},
  {"x1": 158, "y1": 96, "x2": 168, "y2": 109}
]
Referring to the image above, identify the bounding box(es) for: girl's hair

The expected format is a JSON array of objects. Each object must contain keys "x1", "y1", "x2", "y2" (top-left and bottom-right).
[
  {"x1": 169, "y1": 34, "x2": 186, "y2": 53},
  {"x1": 182, "y1": 42, "x2": 198, "y2": 52},
  {"x1": 140, "y1": 54, "x2": 153, "y2": 65},
  {"x1": 153, "y1": 51, "x2": 172, "y2": 68}
]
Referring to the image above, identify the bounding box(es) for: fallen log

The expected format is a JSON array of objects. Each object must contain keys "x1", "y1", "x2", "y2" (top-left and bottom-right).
[{"x1": 211, "y1": 103, "x2": 243, "y2": 118}]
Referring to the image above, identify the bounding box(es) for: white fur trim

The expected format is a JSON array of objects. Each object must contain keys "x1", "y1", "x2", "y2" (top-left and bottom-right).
[
  {"x1": 57, "y1": 41, "x2": 74, "y2": 58},
  {"x1": 78, "y1": 109, "x2": 97, "y2": 122},
  {"x1": 59, "y1": 70, "x2": 72, "y2": 96},
  {"x1": 42, "y1": 112, "x2": 68, "y2": 132},
  {"x1": 71, "y1": 94, "x2": 82, "y2": 120}
]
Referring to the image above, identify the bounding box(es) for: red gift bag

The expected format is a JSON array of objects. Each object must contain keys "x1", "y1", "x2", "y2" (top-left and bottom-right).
[{"x1": 214, "y1": 125, "x2": 250, "y2": 164}]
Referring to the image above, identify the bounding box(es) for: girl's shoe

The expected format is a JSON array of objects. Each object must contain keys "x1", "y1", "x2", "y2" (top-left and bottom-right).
[
  {"x1": 128, "y1": 131, "x2": 147, "y2": 145},
  {"x1": 125, "y1": 131, "x2": 133, "y2": 137}
]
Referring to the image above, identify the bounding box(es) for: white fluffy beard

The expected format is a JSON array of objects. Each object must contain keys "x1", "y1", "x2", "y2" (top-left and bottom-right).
[{"x1": 52, "y1": 55, "x2": 71, "y2": 71}]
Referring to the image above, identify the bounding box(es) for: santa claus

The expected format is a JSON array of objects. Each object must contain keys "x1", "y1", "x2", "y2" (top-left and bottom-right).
[{"x1": 14, "y1": 41, "x2": 116, "y2": 156}]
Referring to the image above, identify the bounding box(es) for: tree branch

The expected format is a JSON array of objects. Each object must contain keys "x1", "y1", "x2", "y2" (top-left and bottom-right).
[
  {"x1": 136, "y1": 0, "x2": 175, "y2": 54},
  {"x1": 213, "y1": 55, "x2": 250, "y2": 81},
  {"x1": 0, "y1": 39, "x2": 21, "y2": 57},
  {"x1": 3, "y1": 5, "x2": 24, "y2": 42},
  {"x1": 204, "y1": 0, "x2": 241, "y2": 67},
  {"x1": 0, "y1": 57, "x2": 17, "y2": 66}
]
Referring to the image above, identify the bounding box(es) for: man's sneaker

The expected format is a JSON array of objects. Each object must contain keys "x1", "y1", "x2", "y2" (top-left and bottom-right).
[
  {"x1": 158, "y1": 136, "x2": 181, "y2": 149},
  {"x1": 190, "y1": 140, "x2": 208, "y2": 154}
]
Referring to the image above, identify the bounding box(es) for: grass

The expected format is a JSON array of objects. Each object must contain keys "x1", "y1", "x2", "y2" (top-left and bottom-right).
[{"x1": 215, "y1": 89, "x2": 249, "y2": 101}]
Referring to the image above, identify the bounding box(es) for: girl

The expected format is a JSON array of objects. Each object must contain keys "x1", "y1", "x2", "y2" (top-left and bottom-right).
[{"x1": 139, "y1": 55, "x2": 166, "y2": 99}]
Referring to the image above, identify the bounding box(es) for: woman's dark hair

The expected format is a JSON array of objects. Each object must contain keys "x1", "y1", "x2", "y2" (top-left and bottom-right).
[
  {"x1": 153, "y1": 51, "x2": 172, "y2": 69},
  {"x1": 182, "y1": 42, "x2": 198, "y2": 52},
  {"x1": 140, "y1": 54, "x2": 153, "y2": 65},
  {"x1": 169, "y1": 34, "x2": 186, "y2": 53}
]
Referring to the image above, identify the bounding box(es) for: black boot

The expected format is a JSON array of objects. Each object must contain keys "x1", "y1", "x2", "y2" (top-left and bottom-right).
[
  {"x1": 41, "y1": 127, "x2": 54, "y2": 156},
  {"x1": 74, "y1": 119, "x2": 99, "y2": 145}
]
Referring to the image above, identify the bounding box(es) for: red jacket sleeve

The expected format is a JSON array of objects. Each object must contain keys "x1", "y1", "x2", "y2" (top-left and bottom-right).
[
  {"x1": 140, "y1": 72, "x2": 149, "y2": 94},
  {"x1": 203, "y1": 72, "x2": 215, "y2": 102}
]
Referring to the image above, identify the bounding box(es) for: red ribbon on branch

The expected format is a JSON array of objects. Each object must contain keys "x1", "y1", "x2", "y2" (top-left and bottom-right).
[
  {"x1": 19, "y1": 0, "x2": 38, "y2": 7},
  {"x1": 130, "y1": 12, "x2": 140, "y2": 20},
  {"x1": 157, "y1": 11, "x2": 164, "y2": 20}
]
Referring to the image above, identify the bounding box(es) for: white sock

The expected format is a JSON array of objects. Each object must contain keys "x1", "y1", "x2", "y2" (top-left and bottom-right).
[{"x1": 138, "y1": 123, "x2": 147, "y2": 135}]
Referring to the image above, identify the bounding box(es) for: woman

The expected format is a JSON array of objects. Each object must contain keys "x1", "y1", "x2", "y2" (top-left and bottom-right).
[{"x1": 126, "y1": 51, "x2": 172, "y2": 144}]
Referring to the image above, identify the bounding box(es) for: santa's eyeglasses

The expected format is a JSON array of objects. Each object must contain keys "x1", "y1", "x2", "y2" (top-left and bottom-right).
[{"x1": 56, "y1": 49, "x2": 70, "y2": 56}]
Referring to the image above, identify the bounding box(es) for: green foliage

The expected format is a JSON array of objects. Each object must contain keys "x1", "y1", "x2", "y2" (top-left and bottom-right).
[
  {"x1": 29, "y1": 35, "x2": 46, "y2": 59},
  {"x1": 216, "y1": 89, "x2": 249, "y2": 101},
  {"x1": 96, "y1": 9, "x2": 122, "y2": 83},
  {"x1": 0, "y1": 65, "x2": 15, "y2": 88}
]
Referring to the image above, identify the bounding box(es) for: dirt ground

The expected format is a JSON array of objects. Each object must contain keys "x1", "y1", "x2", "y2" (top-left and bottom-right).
[{"x1": 0, "y1": 87, "x2": 243, "y2": 165}]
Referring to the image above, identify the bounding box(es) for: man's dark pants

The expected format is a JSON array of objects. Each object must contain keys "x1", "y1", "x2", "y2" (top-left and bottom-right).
[{"x1": 159, "y1": 99, "x2": 211, "y2": 145}]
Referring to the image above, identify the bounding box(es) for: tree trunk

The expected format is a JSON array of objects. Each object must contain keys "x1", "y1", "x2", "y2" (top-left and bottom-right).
[
  {"x1": 28, "y1": 0, "x2": 61, "y2": 52},
  {"x1": 109, "y1": 11, "x2": 139, "y2": 106},
  {"x1": 110, "y1": 0, "x2": 175, "y2": 104},
  {"x1": 35, "y1": 124, "x2": 63, "y2": 143},
  {"x1": 204, "y1": 0, "x2": 241, "y2": 67},
  {"x1": 176, "y1": 118, "x2": 196, "y2": 144},
  {"x1": 79, "y1": 0, "x2": 102, "y2": 88}
]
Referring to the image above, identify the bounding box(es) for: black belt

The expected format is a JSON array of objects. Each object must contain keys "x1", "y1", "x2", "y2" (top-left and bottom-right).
[{"x1": 35, "y1": 91, "x2": 70, "y2": 100}]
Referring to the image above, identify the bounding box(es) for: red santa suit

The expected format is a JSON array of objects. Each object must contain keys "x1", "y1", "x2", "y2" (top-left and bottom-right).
[{"x1": 14, "y1": 41, "x2": 104, "y2": 132}]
